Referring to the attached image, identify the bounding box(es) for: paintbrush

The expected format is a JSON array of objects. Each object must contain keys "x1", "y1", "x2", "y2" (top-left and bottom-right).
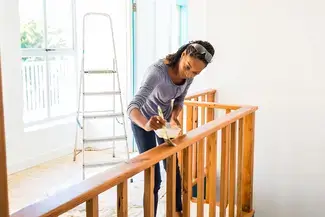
[{"x1": 157, "y1": 105, "x2": 175, "y2": 146}]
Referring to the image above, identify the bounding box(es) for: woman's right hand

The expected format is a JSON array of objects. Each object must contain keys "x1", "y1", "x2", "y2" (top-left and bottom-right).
[{"x1": 144, "y1": 115, "x2": 166, "y2": 131}]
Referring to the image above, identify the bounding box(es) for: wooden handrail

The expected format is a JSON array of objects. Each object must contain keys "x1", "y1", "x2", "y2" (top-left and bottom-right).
[
  {"x1": 0, "y1": 53, "x2": 10, "y2": 217},
  {"x1": 10, "y1": 104, "x2": 257, "y2": 217},
  {"x1": 184, "y1": 100, "x2": 242, "y2": 110},
  {"x1": 185, "y1": 88, "x2": 216, "y2": 100}
]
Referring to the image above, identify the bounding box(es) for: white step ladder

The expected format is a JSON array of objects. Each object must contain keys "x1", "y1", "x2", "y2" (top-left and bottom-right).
[{"x1": 73, "y1": 12, "x2": 131, "y2": 180}]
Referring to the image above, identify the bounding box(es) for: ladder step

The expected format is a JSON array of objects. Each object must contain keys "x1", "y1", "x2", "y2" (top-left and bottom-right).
[
  {"x1": 84, "y1": 160, "x2": 125, "y2": 168},
  {"x1": 80, "y1": 110, "x2": 114, "y2": 114},
  {"x1": 75, "y1": 147, "x2": 113, "y2": 152},
  {"x1": 84, "y1": 91, "x2": 121, "y2": 96},
  {"x1": 84, "y1": 69, "x2": 117, "y2": 74},
  {"x1": 84, "y1": 135, "x2": 127, "y2": 143},
  {"x1": 83, "y1": 112, "x2": 123, "y2": 119}
]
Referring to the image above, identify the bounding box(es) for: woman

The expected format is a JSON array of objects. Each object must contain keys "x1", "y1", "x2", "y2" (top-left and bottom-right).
[{"x1": 127, "y1": 40, "x2": 215, "y2": 216}]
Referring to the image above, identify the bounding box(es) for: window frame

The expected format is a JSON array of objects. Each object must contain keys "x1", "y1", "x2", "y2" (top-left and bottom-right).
[{"x1": 19, "y1": 0, "x2": 78, "y2": 126}]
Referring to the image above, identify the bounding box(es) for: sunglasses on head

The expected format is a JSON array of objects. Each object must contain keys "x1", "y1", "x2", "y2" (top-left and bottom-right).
[{"x1": 190, "y1": 43, "x2": 213, "y2": 63}]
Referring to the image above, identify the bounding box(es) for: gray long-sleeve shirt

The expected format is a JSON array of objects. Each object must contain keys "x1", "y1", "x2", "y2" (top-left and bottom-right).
[{"x1": 127, "y1": 59, "x2": 193, "y2": 121}]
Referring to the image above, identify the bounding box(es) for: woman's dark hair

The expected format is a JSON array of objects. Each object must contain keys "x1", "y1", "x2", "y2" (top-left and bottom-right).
[{"x1": 165, "y1": 40, "x2": 215, "y2": 68}]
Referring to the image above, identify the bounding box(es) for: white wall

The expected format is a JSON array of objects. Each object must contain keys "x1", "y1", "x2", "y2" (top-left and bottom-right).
[
  {"x1": 135, "y1": 0, "x2": 179, "y2": 90},
  {"x1": 187, "y1": 0, "x2": 209, "y2": 92},
  {"x1": 188, "y1": 0, "x2": 325, "y2": 216},
  {"x1": 0, "y1": 0, "x2": 75, "y2": 174}
]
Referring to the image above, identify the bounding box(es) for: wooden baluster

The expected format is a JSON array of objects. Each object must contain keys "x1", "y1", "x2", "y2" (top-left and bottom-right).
[
  {"x1": 236, "y1": 118, "x2": 244, "y2": 217},
  {"x1": 207, "y1": 130, "x2": 217, "y2": 217},
  {"x1": 199, "y1": 95, "x2": 207, "y2": 206},
  {"x1": 183, "y1": 146, "x2": 193, "y2": 217},
  {"x1": 86, "y1": 196, "x2": 99, "y2": 217},
  {"x1": 144, "y1": 166, "x2": 155, "y2": 217},
  {"x1": 178, "y1": 109, "x2": 184, "y2": 174},
  {"x1": 206, "y1": 92, "x2": 215, "y2": 202},
  {"x1": 167, "y1": 154, "x2": 176, "y2": 217},
  {"x1": 242, "y1": 112, "x2": 255, "y2": 213},
  {"x1": 117, "y1": 180, "x2": 128, "y2": 217},
  {"x1": 200, "y1": 95, "x2": 207, "y2": 127},
  {"x1": 229, "y1": 121, "x2": 237, "y2": 217},
  {"x1": 200, "y1": 95, "x2": 207, "y2": 126},
  {"x1": 0, "y1": 55, "x2": 9, "y2": 217},
  {"x1": 183, "y1": 105, "x2": 193, "y2": 217},
  {"x1": 220, "y1": 125, "x2": 230, "y2": 217},
  {"x1": 192, "y1": 98, "x2": 198, "y2": 180},
  {"x1": 197, "y1": 137, "x2": 205, "y2": 217},
  {"x1": 197, "y1": 95, "x2": 206, "y2": 216},
  {"x1": 200, "y1": 95, "x2": 207, "y2": 177},
  {"x1": 186, "y1": 105, "x2": 194, "y2": 135}
]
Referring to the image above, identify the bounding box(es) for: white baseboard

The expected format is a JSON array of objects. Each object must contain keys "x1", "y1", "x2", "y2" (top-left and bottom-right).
[{"x1": 7, "y1": 145, "x2": 73, "y2": 175}]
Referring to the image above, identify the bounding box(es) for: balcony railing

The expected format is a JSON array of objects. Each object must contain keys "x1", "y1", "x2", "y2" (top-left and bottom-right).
[
  {"x1": 21, "y1": 58, "x2": 75, "y2": 123},
  {"x1": 6, "y1": 89, "x2": 258, "y2": 217}
]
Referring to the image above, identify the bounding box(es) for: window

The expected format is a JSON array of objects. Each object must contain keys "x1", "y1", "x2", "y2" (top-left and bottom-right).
[{"x1": 19, "y1": 0, "x2": 77, "y2": 124}]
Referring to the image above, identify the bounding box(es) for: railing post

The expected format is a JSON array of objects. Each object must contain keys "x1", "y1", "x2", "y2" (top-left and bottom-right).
[
  {"x1": 0, "y1": 54, "x2": 9, "y2": 217},
  {"x1": 220, "y1": 125, "x2": 230, "y2": 217},
  {"x1": 183, "y1": 105, "x2": 193, "y2": 216},
  {"x1": 206, "y1": 92, "x2": 215, "y2": 202},
  {"x1": 242, "y1": 112, "x2": 255, "y2": 213},
  {"x1": 208, "y1": 131, "x2": 217, "y2": 217},
  {"x1": 117, "y1": 180, "x2": 128, "y2": 217},
  {"x1": 229, "y1": 121, "x2": 237, "y2": 217},
  {"x1": 166, "y1": 154, "x2": 176, "y2": 217},
  {"x1": 197, "y1": 95, "x2": 206, "y2": 217},
  {"x1": 192, "y1": 98, "x2": 198, "y2": 180},
  {"x1": 197, "y1": 138, "x2": 205, "y2": 217},
  {"x1": 178, "y1": 109, "x2": 184, "y2": 174},
  {"x1": 144, "y1": 166, "x2": 155, "y2": 217},
  {"x1": 182, "y1": 146, "x2": 192, "y2": 217},
  {"x1": 236, "y1": 118, "x2": 244, "y2": 217},
  {"x1": 86, "y1": 196, "x2": 99, "y2": 217}
]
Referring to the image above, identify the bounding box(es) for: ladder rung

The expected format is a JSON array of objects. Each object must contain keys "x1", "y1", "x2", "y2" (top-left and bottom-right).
[
  {"x1": 80, "y1": 110, "x2": 114, "y2": 113},
  {"x1": 84, "y1": 91, "x2": 121, "y2": 96},
  {"x1": 84, "y1": 69, "x2": 117, "y2": 74},
  {"x1": 75, "y1": 147, "x2": 113, "y2": 152},
  {"x1": 84, "y1": 160, "x2": 125, "y2": 168},
  {"x1": 83, "y1": 112, "x2": 123, "y2": 119},
  {"x1": 84, "y1": 135, "x2": 127, "y2": 143}
]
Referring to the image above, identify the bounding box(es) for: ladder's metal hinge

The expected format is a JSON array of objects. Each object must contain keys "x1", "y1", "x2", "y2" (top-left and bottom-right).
[{"x1": 132, "y1": 2, "x2": 137, "y2": 12}]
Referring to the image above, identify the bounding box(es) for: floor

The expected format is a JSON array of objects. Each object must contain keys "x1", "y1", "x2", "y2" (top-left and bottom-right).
[{"x1": 8, "y1": 147, "x2": 233, "y2": 217}]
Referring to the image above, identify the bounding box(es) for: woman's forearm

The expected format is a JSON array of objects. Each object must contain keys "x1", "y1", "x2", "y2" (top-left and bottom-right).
[{"x1": 171, "y1": 104, "x2": 183, "y2": 120}]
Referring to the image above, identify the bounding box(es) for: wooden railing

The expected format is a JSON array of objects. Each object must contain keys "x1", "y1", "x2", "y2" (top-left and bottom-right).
[
  {"x1": 0, "y1": 54, "x2": 10, "y2": 217},
  {"x1": 182, "y1": 89, "x2": 256, "y2": 217},
  {"x1": 6, "y1": 89, "x2": 257, "y2": 217}
]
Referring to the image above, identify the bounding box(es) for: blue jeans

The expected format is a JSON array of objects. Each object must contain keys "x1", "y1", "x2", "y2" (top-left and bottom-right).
[{"x1": 131, "y1": 122, "x2": 182, "y2": 216}]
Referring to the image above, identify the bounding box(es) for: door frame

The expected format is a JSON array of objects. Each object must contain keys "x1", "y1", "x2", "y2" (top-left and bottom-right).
[{"x1": 130, "y1": 0, "x2": 188, "y2": 151}]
